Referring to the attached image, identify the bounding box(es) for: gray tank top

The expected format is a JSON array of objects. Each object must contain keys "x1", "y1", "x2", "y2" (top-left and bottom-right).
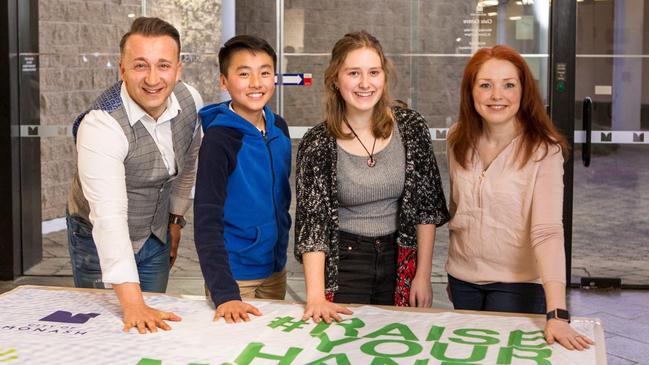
[{"x1": 337, "y1": 126, "x2": 405, "y2": 236}]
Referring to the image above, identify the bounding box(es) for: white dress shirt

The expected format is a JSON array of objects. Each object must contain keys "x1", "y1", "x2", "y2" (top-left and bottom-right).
[{"x1": 76, "y1": 82, "x2": 203, "y2": 285}]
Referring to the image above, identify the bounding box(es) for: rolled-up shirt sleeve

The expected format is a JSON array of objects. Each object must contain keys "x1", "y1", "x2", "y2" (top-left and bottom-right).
[{"x1": 76, "y1": 110, "x2": 139, "y2": 285}]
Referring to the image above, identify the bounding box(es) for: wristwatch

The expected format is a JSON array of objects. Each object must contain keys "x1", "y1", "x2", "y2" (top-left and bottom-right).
[
  {"x1": 169, "y1": 214, "x2": 186, "y2": 228},
  {"x1": 546, "y1": 308, "x2": 571, "y2": 323}
]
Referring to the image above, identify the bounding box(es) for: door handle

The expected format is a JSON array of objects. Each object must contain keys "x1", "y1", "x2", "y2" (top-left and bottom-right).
[{"x1": 582, "y1": 97, "x2": 592, "y2": 167}]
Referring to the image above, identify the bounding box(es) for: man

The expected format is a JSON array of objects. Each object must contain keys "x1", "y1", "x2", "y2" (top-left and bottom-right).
[{"x1": 67, "y1": 17, "x2": 202, "y2": 334}]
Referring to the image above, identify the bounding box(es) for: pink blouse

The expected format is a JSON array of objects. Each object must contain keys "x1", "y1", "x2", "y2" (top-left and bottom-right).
[{"x1": 446, "y1": 137, "x2": 566, "y2": 285}]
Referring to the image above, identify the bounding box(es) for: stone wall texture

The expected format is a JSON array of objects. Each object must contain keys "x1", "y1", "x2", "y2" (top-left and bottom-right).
[{"x1": 39, "y1": 0, "x2": 221, "y2": 220}]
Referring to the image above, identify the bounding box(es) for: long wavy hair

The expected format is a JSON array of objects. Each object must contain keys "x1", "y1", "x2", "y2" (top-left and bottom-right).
[
  {"x1": 324, "y1": 31, "x2": 395, "y2": 139},
  {"x1": 447, "y1": 45, "x2": 568, "y2": 169}
]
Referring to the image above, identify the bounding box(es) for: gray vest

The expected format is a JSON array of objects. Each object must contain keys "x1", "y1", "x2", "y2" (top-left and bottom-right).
[{"x1": 68, "y1": 82, "x2": 197, "y2": 251}]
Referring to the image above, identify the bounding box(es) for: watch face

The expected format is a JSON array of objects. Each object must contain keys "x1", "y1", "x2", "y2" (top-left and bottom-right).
[
  {"x1": 170, "y1": 215, "x2": 186, "y2": 228},
  {"x1": 556, "y1": 309, "x2": 570, "y2": 320}
]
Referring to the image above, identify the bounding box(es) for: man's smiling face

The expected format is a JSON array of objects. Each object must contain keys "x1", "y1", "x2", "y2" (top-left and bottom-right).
[{"x1": 120, "y1": 34, "x2": 182, "y2": 120}]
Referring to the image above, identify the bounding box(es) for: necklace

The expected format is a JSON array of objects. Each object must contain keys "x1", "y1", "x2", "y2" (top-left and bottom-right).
[{"x1": 344, "y1": 119, "x2": 377, "y2": 167}]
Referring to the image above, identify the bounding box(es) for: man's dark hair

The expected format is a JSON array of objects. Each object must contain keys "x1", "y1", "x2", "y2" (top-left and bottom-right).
[
  {"x1": 218, "y1": 35, "x2": 277, "y2": 75},
  {"x1": 119, "y1": 17, "x2": 181, "y2": 58}
]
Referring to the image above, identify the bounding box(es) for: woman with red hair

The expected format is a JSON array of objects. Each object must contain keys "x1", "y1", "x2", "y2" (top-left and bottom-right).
[{"x1": 446, "y1": 45, "x2": 593, "y2": 350}]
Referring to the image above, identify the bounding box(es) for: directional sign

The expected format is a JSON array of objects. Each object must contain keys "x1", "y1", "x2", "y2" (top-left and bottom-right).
[{"x1": 275, "y1": 73, "x2": 312, "y2": 86}]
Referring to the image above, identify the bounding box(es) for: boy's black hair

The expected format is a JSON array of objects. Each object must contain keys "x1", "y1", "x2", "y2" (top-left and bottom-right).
[
  {"x1": 120, "y1": 17, "x2": 181, "y2": 58},
  {"x1": 219, "y1": 35, "x2": 277, "y2": 75}
]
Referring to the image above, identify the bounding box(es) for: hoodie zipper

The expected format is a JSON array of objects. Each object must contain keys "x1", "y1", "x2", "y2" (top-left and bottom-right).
[{"x1": 262, "y1": 130, "x2": 280, "y2": 268}]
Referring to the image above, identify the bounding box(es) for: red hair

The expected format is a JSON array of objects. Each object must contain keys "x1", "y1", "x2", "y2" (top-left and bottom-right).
[{"x1": 447, "y1": 45, "x2": 568, "y2": 169}]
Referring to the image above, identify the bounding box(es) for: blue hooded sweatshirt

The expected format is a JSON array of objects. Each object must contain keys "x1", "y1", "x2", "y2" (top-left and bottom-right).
[{"x1": 194, "y1": 101, "x2": 291, "y2": 307}]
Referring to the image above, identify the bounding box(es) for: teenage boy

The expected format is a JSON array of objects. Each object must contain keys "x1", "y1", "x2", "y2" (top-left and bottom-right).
[{"x1": 194, "y1": 35, "x2": 292, "y2": 323}]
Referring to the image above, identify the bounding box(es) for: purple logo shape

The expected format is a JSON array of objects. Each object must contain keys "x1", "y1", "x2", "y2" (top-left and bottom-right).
[{"x1": 39, "y1": 311, "x2": 100, "y2": 324}]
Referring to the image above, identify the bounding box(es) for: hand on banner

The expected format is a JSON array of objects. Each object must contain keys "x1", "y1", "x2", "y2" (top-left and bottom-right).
[
  {"x1": 409, "y1": 274, "x2": 433, "y2": 307},
  {"x1": 545, "y1": 319, "x2": 594, "y2": 351},
  {"x1": 115, "y1": 283, "x2": 182, "y2": 334},
  {"x1": 123, "y1": 303, "x2": 182, "y2": 334},
  {"x1": 214, "y1": 300, "x2": 262, "y2": 323},
  {"x1": 302, "y1": 298, "x2": 353, "y2": 324},
  {"x1": 168, "y1": 223, "x2": 182, "y2": 267}
]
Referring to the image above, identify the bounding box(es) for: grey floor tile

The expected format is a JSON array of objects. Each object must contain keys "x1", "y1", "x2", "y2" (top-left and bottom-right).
[
  {"x1": 573, "y1": 302, "x2": 648, "y2": 321},
  {"x1": 166, "y1": 277, "x2": 206, "y2": 297},
  {"x1": 569, "y1": 290, "x2": 649, "y2": 319},
  {"x1": 589, "y1": 312, "x2": 649, "y2": 345},
  {"x1": 607, "y1": 353, "x2": 638, "y2": 365},
  {"x1": 24, "y1": 258, "x2": 72, "y2": 275},
  {"x1": 604, "y1": 336, "x2": 649, "y2": 364},
  {"x1": 53, "y1": 268, "x2": 73, "y2": 276}
]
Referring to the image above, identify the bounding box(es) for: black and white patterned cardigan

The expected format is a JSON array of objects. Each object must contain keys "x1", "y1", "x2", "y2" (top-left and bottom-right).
[{"x1": 294, "y1": 106, "x2": 450, "y2": 305}]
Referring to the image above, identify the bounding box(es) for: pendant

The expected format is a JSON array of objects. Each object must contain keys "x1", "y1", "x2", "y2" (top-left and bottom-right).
[{"x1": 367, "y1": 157, "x2": 376, "y2": 167}]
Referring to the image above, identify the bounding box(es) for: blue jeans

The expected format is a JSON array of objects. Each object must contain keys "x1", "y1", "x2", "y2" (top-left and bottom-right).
[
  {"x1": 67, "y1": 214, "x2": 170, "y2": 293},
  {"x1": 448, "y1": 274, "x2": 547, "y2": 314}
]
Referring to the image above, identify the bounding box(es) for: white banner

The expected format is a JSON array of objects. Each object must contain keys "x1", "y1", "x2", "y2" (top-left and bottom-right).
[{"x1": 0, "y1": 286, "x2": 605, "y2": 364}]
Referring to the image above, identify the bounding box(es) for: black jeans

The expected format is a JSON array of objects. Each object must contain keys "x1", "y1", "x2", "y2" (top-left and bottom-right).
[
  {"x1": 335, "y1": 231, "x2": 397, "y2": 305},
  {"x1": 448, "y1": 274, "x2": 547, "y2": 314}
]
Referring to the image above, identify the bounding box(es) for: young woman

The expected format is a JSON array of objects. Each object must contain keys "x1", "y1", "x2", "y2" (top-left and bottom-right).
[
  {"x1": 295, "y1": 31, "x2": 449, "y2": 323},
  {"x1": 446, "y1": 45, "x2": 593, "y2": 350}
]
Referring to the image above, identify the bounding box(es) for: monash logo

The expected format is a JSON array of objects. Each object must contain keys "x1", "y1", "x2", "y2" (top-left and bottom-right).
[{"x1": 39, "y1": 311, "x2": 100, "y2": 324}]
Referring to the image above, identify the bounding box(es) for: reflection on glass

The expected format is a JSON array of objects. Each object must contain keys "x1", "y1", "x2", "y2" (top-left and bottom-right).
[
  {"x1": 279, "y1": 0, "x2": 550, "y2": 130},
  {"x1": 576, "y1": 0, "x2": 649, "y2": 132},
  {"x1": 573, "y1": 0, "x2": 649, "y2": 287}
]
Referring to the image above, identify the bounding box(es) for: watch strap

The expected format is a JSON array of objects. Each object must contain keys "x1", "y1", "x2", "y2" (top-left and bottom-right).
[
  {"x1": 169, "y1": 214, "x2": 186, "y2": 228},
  {"x1": 546, "y1": 308, "x2": 571, "y2": 323}
]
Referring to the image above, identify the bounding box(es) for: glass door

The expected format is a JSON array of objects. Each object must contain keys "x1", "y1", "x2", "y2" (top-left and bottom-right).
[
  {"x1": 572, "y1": 0, "x2": 649, "y2": 287},
  {"x1": 278, "y1": 0, "x2": 553, "y2": 282}
]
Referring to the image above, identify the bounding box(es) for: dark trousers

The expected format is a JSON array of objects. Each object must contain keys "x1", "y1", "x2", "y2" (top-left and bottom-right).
[
  {"x1": 334, "y1": 231, "x2": 397, "y2": 305},
  {"x1": 448, "y1": 274, "x2": 546, "y2": 314}
]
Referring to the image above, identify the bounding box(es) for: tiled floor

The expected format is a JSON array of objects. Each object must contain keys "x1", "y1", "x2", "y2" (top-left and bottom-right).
[{"x1": 566, "y1": 289, "x2": 649, "y2": 365}]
